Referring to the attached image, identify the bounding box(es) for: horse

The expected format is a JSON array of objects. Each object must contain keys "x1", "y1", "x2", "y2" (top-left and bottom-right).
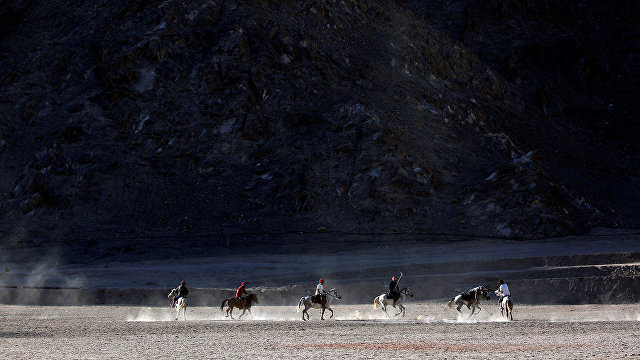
[
  {"x1": 373, "y1": 287, "x2": 414, "y2": 317},
  {"x1": 168, "y1": 288, "x2": 187, "y2": 320},
  {"x1": 495, "y1": 290, "x2": 513, "y2": 320},
  {"x1": 296, "y1": 288, "x2": 341, "y2": 321},
  {"x1": 220, "y1": 293, "x2": 259, "y2": 319},
  {"x1": 447, "y1": 286, "x2": 490, "y2": 316}
]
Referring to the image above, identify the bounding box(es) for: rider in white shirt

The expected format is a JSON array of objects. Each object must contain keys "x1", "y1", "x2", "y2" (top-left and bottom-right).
[
  {"x1": 315, "y1": 279, "x2": 326, "y2": 306},
  {"x1": 498, "y1": 279, "x2": 510, "y2": 302},
  {"x1": 315, "y1": 279, "x2": 325, "y2": 295}
]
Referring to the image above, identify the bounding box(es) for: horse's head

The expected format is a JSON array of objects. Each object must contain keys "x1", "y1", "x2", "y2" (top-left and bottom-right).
[
  {"x1": 328, "y1": 288, "x2": 341, "y2": 300},
  {"x1": 250, "y1": 293, "x2": 259, "y2": 304},
  {"x1": 479, "y1": 287, "x2": 490, "y2": 301},
  {"x1": 402, "y1": 287, "x2": 414, "y2": 297},
  {"x1": 168, "y1": 289, "x2": 177, "y2": 299}
]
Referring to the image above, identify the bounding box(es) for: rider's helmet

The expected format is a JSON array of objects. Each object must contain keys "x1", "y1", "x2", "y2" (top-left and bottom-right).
[
  {"x1": 392, "y1": 276, "x2": 398, "y2": 281},
  {"x1": 241, "y1": 282, "x2": 246, "y2": 286},
  {"x1": 319, "y1": 279, "x2": 324, "y2": 283},
  {"x1": 181, "y1": 281, "x2": 186, "y2": 286},
  {"x1": 499, "y1": 279, "x2": 504, "y2": 284}
]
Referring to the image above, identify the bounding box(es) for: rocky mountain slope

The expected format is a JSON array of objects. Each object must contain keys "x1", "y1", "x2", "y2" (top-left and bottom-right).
[{"x1": 0, "y1": 0, "x2": 638, "y2": 259}]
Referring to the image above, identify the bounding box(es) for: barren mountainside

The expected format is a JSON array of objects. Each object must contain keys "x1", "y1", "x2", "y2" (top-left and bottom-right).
[{"x1": 0, "y1": 0, "x2": 638, "y2": 259}]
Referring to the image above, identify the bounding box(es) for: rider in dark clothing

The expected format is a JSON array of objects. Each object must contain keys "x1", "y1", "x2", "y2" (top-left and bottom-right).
[
  {"x1": 389, "y1": 276, "x2": 401, "y2": 305},
  {"x1": 172, "y1": 281, "x2": 188, "y2": 307}
]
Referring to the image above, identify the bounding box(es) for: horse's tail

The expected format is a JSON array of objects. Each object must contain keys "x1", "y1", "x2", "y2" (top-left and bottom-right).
[
  {"x1": 374, "y1": 297, "x2": 380, "y2": 309},
  {"x1": 220, "y1": 298, "x2": 228, "y2": 311},
  {"x1": 447, "y1": 298, "x2": 455, "y2": 308},
  {"x1": 297, "y1": 297, "x2": 303, "y2": 312}
]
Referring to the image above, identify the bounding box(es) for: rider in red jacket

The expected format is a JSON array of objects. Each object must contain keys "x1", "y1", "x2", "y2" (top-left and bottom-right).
[{"x1": 236, "y1": 282, "x2": 248, "y2": 299}]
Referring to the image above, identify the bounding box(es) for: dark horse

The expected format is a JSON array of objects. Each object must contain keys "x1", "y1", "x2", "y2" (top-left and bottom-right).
[
  {"x1": 447, "y1": 286, "x2": 490, "y2": 316},
  {"x1": 220, "y1": 294, "x2": 259, "y2": 319}
]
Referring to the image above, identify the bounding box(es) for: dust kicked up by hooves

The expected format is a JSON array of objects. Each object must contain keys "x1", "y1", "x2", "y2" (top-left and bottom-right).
[{"x1": 125, "y1": 303, "x2": 640, "y2": 323}]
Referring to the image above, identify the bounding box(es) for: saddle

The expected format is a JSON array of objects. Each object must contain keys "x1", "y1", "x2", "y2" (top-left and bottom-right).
[
  {"x1": 233, "y1": 296, "x2": 247, "y2": 308},
  {"x1": 386, "y1": 292, "x2": 400, "y2": 305},
  {"x1": 312, "y1": 295, "x2": 327, "y2": 307}
]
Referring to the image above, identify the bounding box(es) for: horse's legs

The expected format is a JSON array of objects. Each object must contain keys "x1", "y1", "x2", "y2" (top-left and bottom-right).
[
  {"x1": 302, "y1": 307, "x2": 307, "y2": 321},
  {"x1": 382, "y1": 304, "x2": 390, "y2": 318},
  {"x1": 456, "y1": 302, "x2": 463, "y2": 312},
  {"x1": 328, "y1": 307, "x2": 333, "y2": 319},
  {"x1": 229, "y1": 307, "x2": 235, "y2": 319},
  {"x1": 321, "y1": 308, "x2": 325, "y2": 320},
  {"x1": 396, "y1": 304, "x2": 405, "y2": 317}
]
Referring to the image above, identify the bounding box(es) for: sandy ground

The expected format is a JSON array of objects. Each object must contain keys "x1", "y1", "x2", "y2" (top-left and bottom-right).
[{"x1": 2, "y1": 302, "x2": 639, "y2": 359}]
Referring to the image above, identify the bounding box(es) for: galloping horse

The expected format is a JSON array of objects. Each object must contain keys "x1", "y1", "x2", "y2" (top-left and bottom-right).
[
  {"x1": 220, "y1": 294, "x2": 259, "y2": 319},
  {"x1": 296, "y1": 288, "x2": 341, "y2": 321},
  {"x1": 373, "y1": 287, "x2": 414, "y2": 317},
  {"x1": 168, "y1": 288, "x2": 187, "y2": 320},
  {"x1": 495, "y1": 290, "x2": 513, "y2": 320},
  {"x1": 447, "y1": 286, "x2": 490, "y2": 316}
]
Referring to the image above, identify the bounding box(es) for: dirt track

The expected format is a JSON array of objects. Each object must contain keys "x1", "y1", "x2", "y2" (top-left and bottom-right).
[{"x1": 2, "y1": 302, "x2": 639, "y2": 359}]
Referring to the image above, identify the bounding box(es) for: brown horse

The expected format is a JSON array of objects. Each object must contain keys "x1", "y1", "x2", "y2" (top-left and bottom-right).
[{"x1": 220, "y1": 293, "x2": 259, "y2": 319}]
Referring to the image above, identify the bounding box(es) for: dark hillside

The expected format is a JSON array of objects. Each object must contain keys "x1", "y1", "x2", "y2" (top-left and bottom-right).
[
  {"x1": 0, "y1": 0, "x2": 637, "y2": 261},
  {"x1": 404, "y1": 0, "x2": 640, "y2": 223}
]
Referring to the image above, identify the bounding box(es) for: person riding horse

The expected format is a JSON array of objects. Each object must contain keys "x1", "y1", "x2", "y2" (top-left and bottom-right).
[
  {"x1": 497, "y1": 279, "x2": 511, "y2": 303},
  {"x1": 389, "y1": 276, "x2": 401, "y2": 306},
  {"x1": 314, "y1": 279, "x2": 327, "y2": 308},
  {"x1": 236, "y1": 282, "x2": 248, "y2": 307},
  {"x1": 171, "y1": 281, "x2": 188, "y2": 308}
]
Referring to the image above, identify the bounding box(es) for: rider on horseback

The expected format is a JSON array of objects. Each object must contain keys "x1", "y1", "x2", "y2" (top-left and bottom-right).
[
  {"x1": 236, "y1": 282, "x2": 248, "y2": 307},
  {"x1": 389, "y1": 276, "x2": 401, "y2": 306},
  {"x1": 314, "y1": 279, "x2": 327, "y2": 308},
  {"x1": 497, "y1": 279, "x2": 511, "y2": 303},
  {"x1": 171, "y1": 281, "x2": 188, "y2": 308}
]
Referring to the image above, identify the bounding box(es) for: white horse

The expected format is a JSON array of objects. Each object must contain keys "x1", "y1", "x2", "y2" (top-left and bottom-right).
[
  {"x1": 373, "y1": 287, "x2": 414, "y2": 317},
  {"x1": 296, "y1": 288, "x2": 341, "y2": 320},
  {"x1": 447, "y1": 286, "x2": 490, "y2": 316},
  {"x1": 168, "y1": 288, "x2": 187, "y2": 320},
  {"x1": 495, "y1": 290, "x2": 513, "y2": 320}
]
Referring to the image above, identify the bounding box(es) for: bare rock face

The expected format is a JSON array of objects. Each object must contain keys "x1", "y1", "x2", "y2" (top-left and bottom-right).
[{"x1": 0, "y1": 0, "x2": 637, "y2": 260}]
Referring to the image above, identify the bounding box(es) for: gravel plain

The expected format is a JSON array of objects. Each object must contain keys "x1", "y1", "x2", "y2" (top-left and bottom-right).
[{"x1": 2, "y1": 302, "x2": 639, "y2": 359}]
